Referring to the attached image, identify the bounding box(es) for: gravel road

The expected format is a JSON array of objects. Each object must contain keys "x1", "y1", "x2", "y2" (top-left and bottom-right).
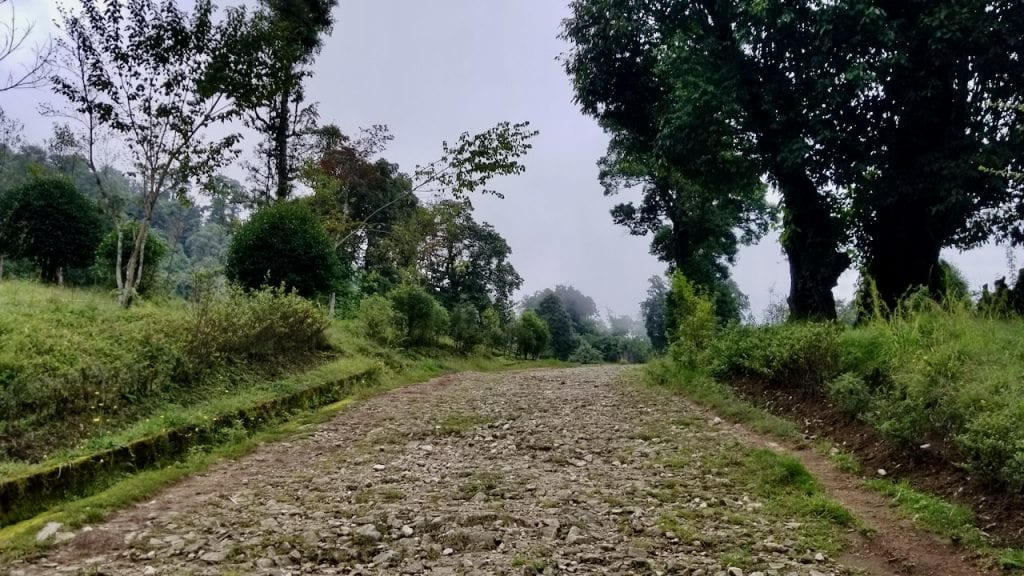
[{"x1": 8, "y1": 366, "x2": 868, "y2": 576}]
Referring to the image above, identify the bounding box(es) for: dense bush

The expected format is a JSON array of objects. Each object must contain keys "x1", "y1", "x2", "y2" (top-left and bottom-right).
[
  {"x1": 185, "y1": 285, "x2": 330, "y2": 372},
  {"x1": 226, "y1": 201, "x2": 341, "y2": 298},
  {"x1": 0, "y1": 177, "x2": 104, "y2": 283},
  {"x1": 619, "y1": 336, "x2": 654, "y2": 364},
  {"x1": 666, "y1": 272, "x2": 717, "y2": 369},
  {"x1": 568, "y1": 340, "x2": 604, "y2": 364},
  {"x1": 388, "y1": 283, "x2": 448, "y2": 347},
  {"x1": 697, "y1": 299, "x2": 1024, "y2": 491},
  {"x1": 710, "y1": 323, "x2": 841, "y2": 389},
  {"x1": 515, "y1": 310, "x2": 550, "y2": 359},
  {"x1": 449, "y1": 303, "x2": 483, "y2": 353},
  {"x1": 95, "y1": 222, "x2": 170, "y2": 296},
  {"x1": 357, "y1": 295, "x2": 401, "y2": 346}
]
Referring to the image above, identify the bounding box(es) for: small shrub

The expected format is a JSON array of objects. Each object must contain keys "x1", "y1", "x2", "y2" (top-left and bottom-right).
[
  {"x1": 480, "y1": 307, "x2": 506, "y2": 351},
  {"x1": 357, "y1": 295, "x2": 401, "y2": 347},
  {"x1": 666, "y1": 272, "x2": 717, "y2": 369},
  {"x1": 185, "y1": 285, "x2": 330, "y2": 372},
  {"x1": 826, "y1": 372, "x2": 872, "y2": 416},
  {"x1": 388, "y1": 283, "x2": 447, "y2": 348},
  {"x1": 568, "y1": 340, "x2": 604, "y2": 364},
  {"x1": 95, "y1": 222, "x2": 169, "y2": 296}
]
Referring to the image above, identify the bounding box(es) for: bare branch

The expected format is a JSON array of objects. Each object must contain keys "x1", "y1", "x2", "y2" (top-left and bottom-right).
[{"x1": 0, "y1": 0, "x2": 53, "y2": 92}]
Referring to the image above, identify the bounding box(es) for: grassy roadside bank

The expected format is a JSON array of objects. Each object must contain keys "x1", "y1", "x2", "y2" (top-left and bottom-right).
[
  {"x1": 645, "y1": 357, "x2": 1024, "y2": 571},
  {"x1": 0, "y1": 353, "x2": 565, "y2": 561}
]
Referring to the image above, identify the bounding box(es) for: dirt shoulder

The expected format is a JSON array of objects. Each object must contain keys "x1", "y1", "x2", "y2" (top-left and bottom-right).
[{"x1": 4, "y1": 366, "x2": 989, "y2": 576}]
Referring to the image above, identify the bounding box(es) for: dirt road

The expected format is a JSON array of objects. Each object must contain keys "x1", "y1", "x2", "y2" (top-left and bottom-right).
[{"x1": 5, "y1": 366, "x2": 985, "y2": 575}]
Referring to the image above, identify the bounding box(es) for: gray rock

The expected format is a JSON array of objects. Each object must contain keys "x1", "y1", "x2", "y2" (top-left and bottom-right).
[
  {"x1": 373, "y1": 549, "x2": 396, "y2": 566},
  {"x1": 34, "y1": 522, "x2": 63, "y2": 543},
  {"x1": 355, "y1": 524, "x2": 382, "y2": 542},
  {"x1": 200, "y1": 551, "x2": 227, "y2": 563},
  {"x1": 565, "y1": 526, "x2": 590, "y2": 545}
]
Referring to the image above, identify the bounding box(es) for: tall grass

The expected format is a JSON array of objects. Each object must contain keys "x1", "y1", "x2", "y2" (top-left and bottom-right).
[
  {"x1": 707, "y1": 296, "x2": 1024, "y2": 490},
  {"x1": 0, "y1": 281, "x2": 329, "y2": 462}
]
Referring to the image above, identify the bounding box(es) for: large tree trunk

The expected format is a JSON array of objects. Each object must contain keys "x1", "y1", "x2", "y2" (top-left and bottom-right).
[
  {"x1": 718, "y1": 32, "x2": 850, "y2": 321},
  {"x1": 867, "y1": 236, "x2": 941, "y2": 311},
  {"x1": 776, "y1": 168, "x2": 850, "y2": 321}
]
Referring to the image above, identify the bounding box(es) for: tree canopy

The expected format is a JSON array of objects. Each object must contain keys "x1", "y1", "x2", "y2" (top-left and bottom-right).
[
  {"x1": 563, "y1": 0, "x2": 1024, "y2": 317},
  {"x1": 0, "y1": 177, "x2": 102, "y2": 283},
  {"x1": 226, "y1": 201, "x2": 341, "y2": 298}
]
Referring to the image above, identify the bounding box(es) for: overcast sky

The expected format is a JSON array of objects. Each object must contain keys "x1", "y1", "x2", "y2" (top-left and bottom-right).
[{"x1": 2, "y1": 0, "x2": 1020, "y2": 319}]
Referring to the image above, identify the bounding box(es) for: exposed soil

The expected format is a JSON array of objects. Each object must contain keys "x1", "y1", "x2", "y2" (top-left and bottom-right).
[
  {"x1": 2, "y1": 366, "x2": 997, "y2": 576},
  {"x1": 729, "y1": 377, "x2": 1024, "y2": 549}
]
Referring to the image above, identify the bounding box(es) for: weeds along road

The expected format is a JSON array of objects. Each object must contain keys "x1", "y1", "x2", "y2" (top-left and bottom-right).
[{"x1": 7, "y1": 367, "x2": 980, "y2": 575}]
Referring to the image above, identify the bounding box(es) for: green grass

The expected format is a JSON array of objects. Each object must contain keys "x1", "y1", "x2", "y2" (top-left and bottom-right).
[
  {"x1": 865, "y1": 477, "x2": 1024, "y2": 570},
  {"x1": 0, "y1": 355, "x2": 378, "y2": 481},
  {"x1": 0, "y1": 280, "x2": 329, "y2": 463},
  {"x1": 736, "y1": 449, "x2": 856, "y2": 553},
  {"x1": 644, "y1": 360, "x2": 799, "y2": 440},
  {"x1": 0, "y1": 391, "x2": 362, "y2": 561},
  {"x1": 0, "y1": 280, "x2": 567, "y2": 551},
  {"x1": 711, "y1": 304, "x2": 1024, "y2": 492},
  {"x1": 866, "y1": 479, "x2": 987, "y2": 548},
  {"x1": 667, "y1": 298, "x2": 1024, "y2": 568},
  {"x1": 437, "y1": 412, "x2": 495, "y2": 436}
]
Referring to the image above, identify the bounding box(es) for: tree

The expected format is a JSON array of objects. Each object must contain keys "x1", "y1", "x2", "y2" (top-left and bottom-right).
[
  {"x1": 522, "y1": 285, "x2": 600, "y2": 335},
  {"x1": 836, "y1": 3, "x2": 1024, "y2": 308},
  {"x1": 536, "y1": 292, "x2": 576, "y2": 361},
  {"x1": 305, "y1": 127, "x2": 418, "y2": 279},
  {"x1": 640, "y1": 275, "x2": 669, "y2": 353},
  {"x1": 389, "y1": 283, "x2": 447, "y2": 348},
  {"x1": 562, "y1": 0, "x2": 850, "y2": 320},
  {"x1": 565, "y1": 1, "x2": 1024, "y2": 315},
  {"x1": 418, "y1": 200, "x2": 523, "y2": 315},
  {"x1": 515, "y1": 310, "x2": 550, "y2": 360},
  {"x1": 0, "y1": 108, "x2": 22, "y2": 174},
  {"x1": 0, "y1": 177, "x2": 102, "y2": 284},
  {"x1": 0, "y1": 0, "x2": 53, "y2": 93},
  {"x1": 212, "y1": 0, "x2": 337, "y2": 202},
  {"x1": 96, "y1": 222, "x2": 169, "y2": 296},
  {"x1": 449, "y1": 302, "x2": 483, "y2": 354},
  {"x1": 52, "y1": 0, "x2": 240, "y2": 307},
  {"x1": 414, "y1": 122, "x2": 539, "y2": 202},
  {"x1": 226, "y1": 201, "x2": 341, "y2": 298}
]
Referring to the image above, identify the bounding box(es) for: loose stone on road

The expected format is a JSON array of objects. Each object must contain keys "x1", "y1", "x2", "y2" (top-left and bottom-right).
[{"x1": 9, "y1": 366, "x2": 866, "y2": 575}]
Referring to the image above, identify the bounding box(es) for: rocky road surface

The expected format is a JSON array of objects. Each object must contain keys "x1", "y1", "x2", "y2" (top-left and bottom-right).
[{"x1": 8, "y1": 366, "x2": 869, "y2": 576}]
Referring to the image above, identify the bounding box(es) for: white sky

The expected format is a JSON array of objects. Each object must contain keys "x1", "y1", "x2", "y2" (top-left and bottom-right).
[{"x1": 1, "y1": 0, "x2": 1019, "y2": 319}]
